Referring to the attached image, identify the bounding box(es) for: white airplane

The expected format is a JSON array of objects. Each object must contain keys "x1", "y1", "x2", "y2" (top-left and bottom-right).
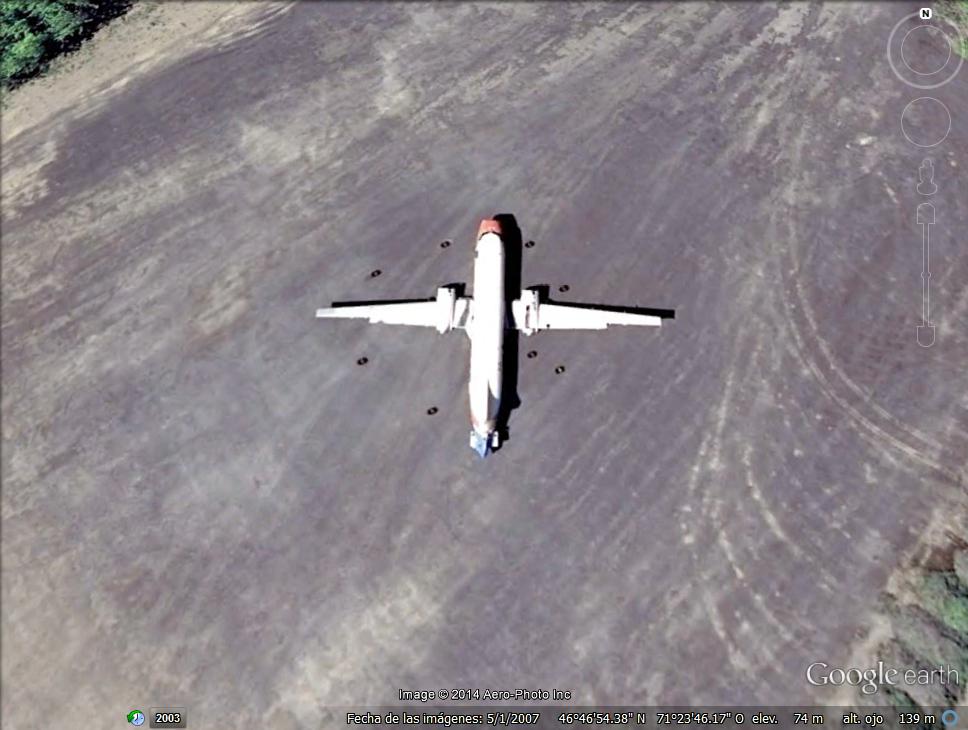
[{"x1": 316, "y1": 218, "x2": 669, "y2": 457}]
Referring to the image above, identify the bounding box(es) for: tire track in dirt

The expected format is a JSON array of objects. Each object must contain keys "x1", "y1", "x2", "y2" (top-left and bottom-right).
[{"x1": 769, "y1": 125, "x2": 965, "y2": 491}]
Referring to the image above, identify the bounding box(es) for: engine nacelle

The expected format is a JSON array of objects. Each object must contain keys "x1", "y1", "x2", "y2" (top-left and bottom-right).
[
  {"x1": 435, "y1": 286, "x2": 458, "y2": 333},
  {"x1": 517, "y1": 287, "x2": 541, "y2": 335}
]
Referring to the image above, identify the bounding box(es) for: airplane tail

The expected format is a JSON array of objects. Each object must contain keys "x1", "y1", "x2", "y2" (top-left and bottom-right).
[{"x1": 469, "y1": 430, "x2": 500, "y2": 458}]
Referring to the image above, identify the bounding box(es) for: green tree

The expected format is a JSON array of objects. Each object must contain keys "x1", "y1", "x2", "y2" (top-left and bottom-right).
[
  {"x1": 1, "y1": 1, "x2": 130, "y2": 89},
  {"x1": 939, "y1": 1, "x2": 968, "y2": 58}
]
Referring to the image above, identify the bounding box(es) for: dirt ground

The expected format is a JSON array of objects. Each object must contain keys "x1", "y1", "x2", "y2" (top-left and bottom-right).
[{"x1": 2, "y1": 2, "x2": 967, "y2": 727}]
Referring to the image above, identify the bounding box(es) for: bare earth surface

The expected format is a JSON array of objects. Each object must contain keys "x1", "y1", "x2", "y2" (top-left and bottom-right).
[{"x1": 3, "y1": 2, "x2": 967, "y2": 727}]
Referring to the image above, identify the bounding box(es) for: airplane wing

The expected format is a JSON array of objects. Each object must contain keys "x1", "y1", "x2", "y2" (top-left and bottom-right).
[
  {"x1": 316, "y1": 288, "x2": 472, "y2": 333},
  {"x1": 511, "y1": 290, "x2": 666, "y2": 334}
]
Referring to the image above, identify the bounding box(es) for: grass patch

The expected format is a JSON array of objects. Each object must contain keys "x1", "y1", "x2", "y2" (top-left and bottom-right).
[{"x1": 1, "y1": 0, "x2": 133, "y2": 91}]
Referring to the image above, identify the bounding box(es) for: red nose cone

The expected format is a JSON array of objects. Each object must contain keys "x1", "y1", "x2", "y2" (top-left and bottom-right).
[{"x1": 477, "y1": 218, "x2": 503, "y2": 240}]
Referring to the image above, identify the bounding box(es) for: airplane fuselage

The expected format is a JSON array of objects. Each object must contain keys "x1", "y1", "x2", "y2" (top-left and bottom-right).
[{"x1": 467, "y1": 220, "x2": 505, "y2": 456}]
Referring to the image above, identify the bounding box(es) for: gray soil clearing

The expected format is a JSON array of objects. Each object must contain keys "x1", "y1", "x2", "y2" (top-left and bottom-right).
[{"x1": 3, "y1": 2, "x2": 967, "y2": 727}]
